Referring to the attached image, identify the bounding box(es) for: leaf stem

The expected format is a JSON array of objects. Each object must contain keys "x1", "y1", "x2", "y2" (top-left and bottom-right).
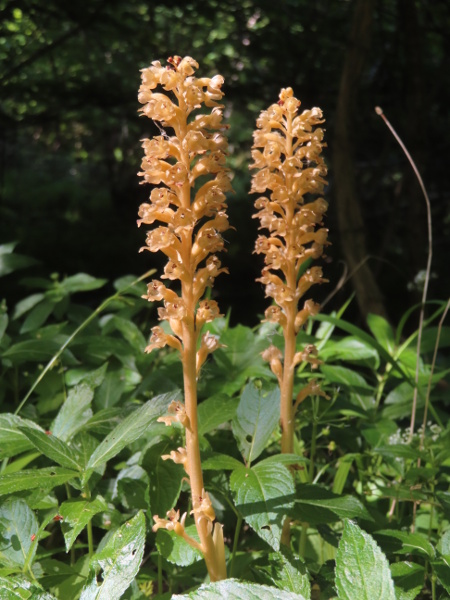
[{"x1": 229, "y1": 514, "x2": 243, "y2": 578}]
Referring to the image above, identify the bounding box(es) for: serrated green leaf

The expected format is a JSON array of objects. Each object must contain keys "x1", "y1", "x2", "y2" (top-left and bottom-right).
[
  {"x1": 80, "y1": 512, "x2": 145, "y2": 600},
  {"x1": 230, "y1": 462, "x2": 295, "y2": 551},
  {"x1": 335, "y1": 520, "x2": 395, "y2": 600},
  {"x1": 18, "y1": 426, "x2": 80, "y2": 470},
  {"x1": 232, "y1": 383, "x2": 280, "y2": 465},
  {"x1": 260, "y1": 549, "x2": 310, "y2": 597},
  {"x1": 0, "y1": 413, "x2": 42, "y2": 460},
  {"x1": 390, "y1": 561, "x2": 424, "y2": 600},
  {"x1": 375, "y1": 529, "x2": 435, "y2": 559},
  {"x1": 172, "y1": 579, "x2": 307, "y2": 600},
  {"x1": 80, "y1": 511, "x2": 146, "y2": 600},
  {"x1": 198, "y1": 394, "x2": 239, "y2": 435},
  {"x1": 51, "y1": 383, "x2": 94, "y2": 442},
  {"x1": 0, "y1": 497, "x2": 38, "y2": 569},
  {"x1": 141, "y1": 441, "x2": 183, "y2": 519},
  {"x1": 86, "y1": 392, "x2": 178, "y2": 472},
  {"x1": 0, "y1": 575, "x2": 57, "y2": 599},
  {"x1": 0, "y1": 467, "x2": 78, "y2": 496},
  {"x1": 60, "y1": 496, "x2": 108, "y2": 551},
  {"x1": 156, "y1": 524, "x2": 202, "y2": 567}
]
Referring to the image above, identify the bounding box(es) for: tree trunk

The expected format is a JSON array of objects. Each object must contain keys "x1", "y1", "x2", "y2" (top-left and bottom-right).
[{"x1": 333, "y1": 0, "x2": 388, "y2": 319}]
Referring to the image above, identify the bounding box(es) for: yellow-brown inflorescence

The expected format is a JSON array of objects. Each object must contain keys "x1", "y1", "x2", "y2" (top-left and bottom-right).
[
  {"x1": 250, "y1": 87, "x2": 329, "y2": 458},
  {"x1": 138, "y1": 56, "x2": 231, "y2": 581}
]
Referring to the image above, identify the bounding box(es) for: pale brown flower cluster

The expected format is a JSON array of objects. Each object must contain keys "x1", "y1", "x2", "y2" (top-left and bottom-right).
[
  {"x1": 138, "y1": 56, "x2": 232, "y2": 374},
  {"x1": 138, "y1": 58, "x2": 230, "y2": 568},
  {"x1": 250, "y1": 87, "x2": 328, "y2": 385}
]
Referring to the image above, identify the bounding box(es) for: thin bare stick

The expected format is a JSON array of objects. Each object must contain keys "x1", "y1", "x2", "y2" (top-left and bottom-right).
[{"x1": 375, "y1": 106, "x2": 433, "y2": 442}]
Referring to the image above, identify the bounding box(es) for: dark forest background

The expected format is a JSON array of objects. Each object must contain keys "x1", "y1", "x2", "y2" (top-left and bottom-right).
[{"x1": 1, "y1": 0, "x2": 449, "y2": 327}]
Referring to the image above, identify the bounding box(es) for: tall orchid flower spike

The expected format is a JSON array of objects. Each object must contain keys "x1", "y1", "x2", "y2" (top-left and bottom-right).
[
  {"x1": 137, "y1": 56, "x2": 232, "y2": 582},
  {"x1": 250, "y1": 87, "x2": 329, "y2": 459}
]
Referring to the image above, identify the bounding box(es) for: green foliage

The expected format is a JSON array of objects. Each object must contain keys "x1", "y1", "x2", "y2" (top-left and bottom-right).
[{"x1": 0, "y1": 256, "x2": 449, "y2": 598}]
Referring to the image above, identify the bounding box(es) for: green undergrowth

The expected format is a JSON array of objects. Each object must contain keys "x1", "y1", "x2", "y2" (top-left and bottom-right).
[{"x1": 1, "y1": 243, "x2": 450, "y2": 599}]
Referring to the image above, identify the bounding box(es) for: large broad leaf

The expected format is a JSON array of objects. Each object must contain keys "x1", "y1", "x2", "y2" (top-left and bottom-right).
[
  {"x1": 0, "y1": 497, "x2": 38, "y2": 569},
  {"x1": 141, "y1": 440, "x2": 184, "y2": 520},
  {"x1": 335, "y1": 520, "x2": 396, "y2": 600},
  {"x1": 232, "y1": 383, "x2": 280, "y2": 465},
  {"x1": 198, "y1": 394, "x2": 239, "y2": 435},
  {"x1": 2, "y1": 338, "x2": 66, "y2": 363},
  {"x1": 156, "y1": 524, "x2": 203, "y2": 567},
  {"x1": 172, "y1": 579, "x2": 307, "y2": 600},
  {"x1": 0, "y1": 242, "x2": 38, "y2": 277},
  {"x1": 230, "y1": 462, "x2": 295, "y2": 551},
  {"x1": 59, "y1": 496, "x2": 109, "y2": 551},
  {"x1": 85, "y1": 391, "x2": 178, "y2": 473},
  {"x1": 51, "y1": 383, "x2": 95, "y2": 441},
  {"x1": 80, "y1": 511, "x2": 146, "y2": 600},
  {"x1": 18, "y1": 426, "x2": 81, "y2": 471},
  {"x1": 366, "y1": 314, "x2": 395, "y2": 354},
  {"x1": 0, "y1": 467, "x2": 78, "y2": 496}
]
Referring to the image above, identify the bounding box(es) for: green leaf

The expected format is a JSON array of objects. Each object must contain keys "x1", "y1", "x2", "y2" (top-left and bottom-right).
[
  {"x1": 0, "y1": 242, "x2": 38, "y2": 277},
  {"x1": 85, "y1": 392, "x2": 178, "y2": 472},
  {"x1": 0, "y1": 575, "x2": 57, "y2": 599},
  {"x1": 51, "y1": 383, "x2": 94, "y2": 441},
  {"x1": 230, "y1": 462, "x2": 295, "y2": 551},
  {"x1": 172, "y1": 579, "x2": 307, "y2": 599},
  {"x1": 0, "y1": 313, "x2": 7, "y2": 342},
  {"x1": 375, "y1": 529, "x2": 435, "y2": 559},
  {"x1": 431, "y1": 560, "x2": 450, "y2": 594},
  {"x1": 142, "y1": 441, "x2": 183, "y2": 519},
  {"x1": 2, "y1": 338, "x2": 65, "y2": 363},
  {"x1": 320, "y1": 364, "x2": 373, "y2": 394},
  {"x1": 13, "y1": 292, "x2": 45, "y2": 320},
  {"x1": 390, "y1": 561, "x2": 424, "y2": 600},
  {"x1": 59, "y1": 496, "x2": 109, "y2": 551},
  {"x1": 0, "y1": 497, "x2": 38, "y2": 569},
  {"x1": 19, "y1": 299, "x2": 56, "y2": 333},
  {"x1": 101, "y1": 315, "x2": 147, "y2": 351},
  {"x1": 156, "y1": 525, "x2": 202, "y2": 566},
  {"x1": 232, "y1": 383, "x2": 280, "y2": 465},
  {"x1": 80, "y1": 511, "x2": 146, "y2": 600},
  {"x1": 0, "y1": 413, "x2": 42, "y2": 460},
  {"x1": 18, "y1": 426, "x2": 81, "y2": 470},
  {"x1": 367, "y1": 314, "x2": 395, "y2": 354},
  {"x1": 320, "y1": 337, "x2": 380, "y2": 367},
  {"x1": 198, "y1": 394, "x2": 239, "y2": 435},
  {"x1": 212, "y1": 325, "x2": 268, "y2": 394},
  {"x1": 292, "y1": 484, "x2": 372, "y2": 524},
  {"x1": 201, "y1": 453, "x2": 244, "y2": 471},
  {"x1": 335, "y1": 520, "x2": 396, "y2": 600},
  {"x1": 60, "y1": 273, "x2": 107, "y2": 293},
  {"x1": 0, "y1": 467, "x2": 78, "y2": 496},
  {"x1": 260, "y1": 549, "x2": 310, "y2": 597},
  {"x1": 95, "y1": 369, "x2": 126, "y2": 409}
]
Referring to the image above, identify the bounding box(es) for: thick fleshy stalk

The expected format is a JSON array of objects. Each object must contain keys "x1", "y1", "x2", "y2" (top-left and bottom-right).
[
  {"x1": 138, "y1": 56, "x2": 231, "y2": 581},
  {"x1": 250, "y1": 88, "x2": 329, "y2": 543}
]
